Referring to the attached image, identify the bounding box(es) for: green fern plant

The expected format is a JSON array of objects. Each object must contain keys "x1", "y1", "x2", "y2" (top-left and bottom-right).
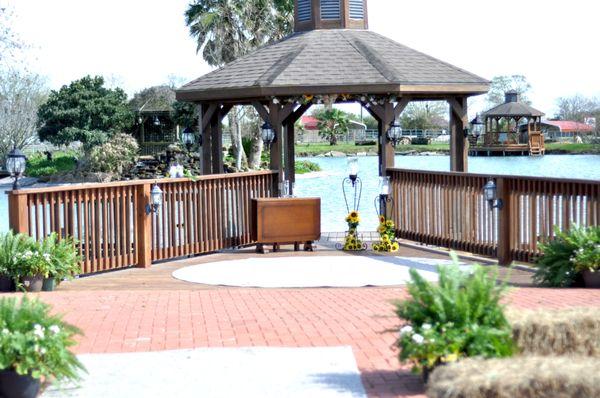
[
  {"x1": 0, "y1": 296, "x2": 85, "y2": 385},
  {"x1": 0, "y1": 232, "x2": 34, "y2": 278},
  {"x1": 395, "y1": 255, "x2": 514, "y2": 375},
  {"x1": 534, "y1": 226, "x2": 600, "y2": 287}
]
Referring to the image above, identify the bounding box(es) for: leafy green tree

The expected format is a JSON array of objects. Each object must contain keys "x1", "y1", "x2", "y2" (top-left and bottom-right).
[
  {"x1": 37, "y1": 76, "x2": 133, "y2": 152},
  {"x1": 185, "y1": 0, "x2": 293, "y2": 169},
  {"x1": 486, "y1": 75, "x2": 532, "y2": 107},
  {"x1": 317, "y1": 109, "x2": 350, "y2": 145},
  {"x1": 361, "y1": 115, "x2": 378, "y2": 130},
  {"x1": 400, "y1": 102, "x2": 448, "y2": 130}
]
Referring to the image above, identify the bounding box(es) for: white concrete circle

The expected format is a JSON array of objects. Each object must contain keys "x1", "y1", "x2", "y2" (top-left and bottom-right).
[{"x1": 172, "y1": 256, "x2": 469, "y2": 288}]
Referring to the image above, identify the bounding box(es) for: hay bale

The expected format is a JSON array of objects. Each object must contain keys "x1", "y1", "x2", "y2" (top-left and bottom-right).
[
  {"x1": 427, "y1": 356, "x2": 600, "y2": 398},
  {"x1": 508, "y1": 308, "x2": 600, "y2": 356}
]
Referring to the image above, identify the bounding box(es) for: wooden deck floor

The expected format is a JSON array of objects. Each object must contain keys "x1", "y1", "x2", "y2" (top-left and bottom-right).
[{"x1": 56, "y1": 241, "x2": 535, "y2": 292}]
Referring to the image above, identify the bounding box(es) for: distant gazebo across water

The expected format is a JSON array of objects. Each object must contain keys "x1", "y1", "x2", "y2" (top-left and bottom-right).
[{"x1": 470, "y1": 91, "x2": 546, "y2": 157}]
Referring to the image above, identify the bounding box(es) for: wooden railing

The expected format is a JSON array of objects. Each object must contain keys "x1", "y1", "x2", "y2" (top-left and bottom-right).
[
  {"x1": 7, "y1": 171, "x2": 277, "y2": 274},
  {"x1": 388, "y1": 168, "x2": 599, "y2": 264}
]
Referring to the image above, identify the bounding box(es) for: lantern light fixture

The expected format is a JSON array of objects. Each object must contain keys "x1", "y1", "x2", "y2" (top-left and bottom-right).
[
  {"x1": 483, "y1": 179, "x2": 503, "y2": 210},
  {"x1": 261, "y1": 121, "x2": 276, "y2": 147},
  {"x1": 387, "y1": 121, "x2": 403, "y2": 147},
  {"x1": 6, "y1": 146, "x2": 27, "y2": 190},
  {"x1": 153, "y1": 116, "x2": 161, "y2": 126},
  {"x1": 182, "y1": 127, "x2": 195, "y2": 151},
  {"x1": 146, "y1": 184, "x2": 164, "y2": 215},
  {"x1": 470, "y1": 114, "x2": 485, "y2": 139}
]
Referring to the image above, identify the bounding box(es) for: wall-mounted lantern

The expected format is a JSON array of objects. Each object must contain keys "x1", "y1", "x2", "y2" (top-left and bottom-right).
[
  {"x1": 146, "y1": 184, "x2": 163, "y2": 215},
  {"x1": 182, "y1": 127, "x2": 195, "y2": 151},
  {"x1": 387, "y1": 121, "x2": 403, "y2": 147},
  {"x1": 6, "y1": 146, "x2": 27, "y2": 190},
  {"x1": 153, "y1": 116, "x2": 161, "y2": 126},
  {"x1": 483, "y1": 179, "x2": 503, "y2": 210},
  {"x1": 261, "y1": 121, "x2": 275, "y2": 148},
  {"x1": 470, "y1": 114, "x2": 484, "y2": 140}
]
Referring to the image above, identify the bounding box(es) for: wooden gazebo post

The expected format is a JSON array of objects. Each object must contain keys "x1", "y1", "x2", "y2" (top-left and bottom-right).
[{"x1": 448, "y1": 96, "x2": 469, "y2": 172}]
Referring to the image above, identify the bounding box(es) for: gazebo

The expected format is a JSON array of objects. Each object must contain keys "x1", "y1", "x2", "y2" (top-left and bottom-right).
[
  {"x1": 176, "y1": 0, "x2": 489, "y2": 194},
  {"x1": 473, "y1": 91, "x2": 546, "y2": 156}
]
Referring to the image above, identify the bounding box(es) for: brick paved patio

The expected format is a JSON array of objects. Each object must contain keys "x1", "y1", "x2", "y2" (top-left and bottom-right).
[{"x1": 27, "y1": 247, "x2": 600, "y2": 398}]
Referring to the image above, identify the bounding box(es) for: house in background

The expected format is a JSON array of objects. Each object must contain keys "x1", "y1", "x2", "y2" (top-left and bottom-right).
[
  {"x1": 541, "y1": 120, "x2": 594, "y2": 142},
  {"x1": 298, "y1": 116, "x2": 367, "y2": 144}
]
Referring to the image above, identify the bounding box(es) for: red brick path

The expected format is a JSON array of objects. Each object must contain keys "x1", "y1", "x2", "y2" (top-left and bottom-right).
[{"x1": 35, "y1": 287, "x2": 600, "y2": 398}]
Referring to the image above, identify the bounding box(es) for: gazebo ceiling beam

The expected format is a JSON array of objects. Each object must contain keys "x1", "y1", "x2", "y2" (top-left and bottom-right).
[{"x1": 283, "y1": 103, "x2": 312, "y2": 125}]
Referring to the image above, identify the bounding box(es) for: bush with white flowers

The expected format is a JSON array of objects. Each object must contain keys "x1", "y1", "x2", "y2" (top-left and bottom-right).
[
  {"x1": 0, "y1": 296, "x2": 84, "y2": 385},
  {"x1": 395, "y1": 256, "x2": 515, "y2": 378}
]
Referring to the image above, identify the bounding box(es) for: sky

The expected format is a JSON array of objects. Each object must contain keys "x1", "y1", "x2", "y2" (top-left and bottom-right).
[{"x1": 4, "y1": 0, "x2": 600, "y2": 117}]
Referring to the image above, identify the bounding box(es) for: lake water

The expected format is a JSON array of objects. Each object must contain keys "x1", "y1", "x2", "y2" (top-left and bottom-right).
[
  {"x1": 295, "y1": 154, "x2": 600, "y2": 232},
  {"x1": 1, "y1": 155, "x2": 598, "y2": 234}
]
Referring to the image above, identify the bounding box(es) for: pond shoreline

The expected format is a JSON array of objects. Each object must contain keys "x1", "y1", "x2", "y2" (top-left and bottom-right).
[{"x1": 297, "y1": 147, "x2": 599, "y2": 158}]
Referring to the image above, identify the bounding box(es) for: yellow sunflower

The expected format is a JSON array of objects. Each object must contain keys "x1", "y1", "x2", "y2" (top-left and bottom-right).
[
  {"x1": 382, "y1": 235, "x2": 390, "y2": 243},
  {"x1": 377, "y1": 225, "x2": 386, "y2": 234},
  {"x1": 391, "y1": 242, "x2": 400, "y2": 252},
  {"x1": 385, "y1": 220, "x2": 394, "y2": 228},
  {"x1": 379, "y1": 215, "x2": 385, "y2": 224}
]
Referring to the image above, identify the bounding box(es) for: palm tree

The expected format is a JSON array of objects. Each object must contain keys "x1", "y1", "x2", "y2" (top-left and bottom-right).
[
  {"x1": 185, "y1": 0, "x2": 293, "y2": 170},
  {"x1": 317, "y1": 109, "x2": 350, "y2": 146}
]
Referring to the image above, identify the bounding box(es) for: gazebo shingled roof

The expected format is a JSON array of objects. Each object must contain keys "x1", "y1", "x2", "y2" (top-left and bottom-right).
[
  {"x1": 483, "y1": 102, "x2": 545, "y2": 118},
  {"x1": 177, "y1": 29, "x2": 489, "y2": 102},
  {"x1": 176, "y1": 0, "x2": 490, "y2": 187}
]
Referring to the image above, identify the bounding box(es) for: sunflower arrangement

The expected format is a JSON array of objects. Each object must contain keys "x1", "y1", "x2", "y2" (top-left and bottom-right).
[
  {"x1": 373, "y1": 215, "x2": 400, "y2": 253},
  {"x1": 343, "y1": 211, "x2": 364, "y2": 251}
]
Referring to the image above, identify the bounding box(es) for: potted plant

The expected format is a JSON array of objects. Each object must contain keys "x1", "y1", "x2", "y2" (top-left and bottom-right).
[
  {"x1": 535, "y1": 226, "x2": 599, "y2": 288},
  {"x1": 0, "y1": 232, "x2": 33, "y2": 293},
  {"x1": 395, "y1": 256, "x2": 514, "y2": 382},
  {"x1": 14, "y1": 245, "x2": 52, "y2": 293},
  {"x1": 0, "y1": 296, "x2": 84, "y2": 398},
  {"x1": 572, "y1": 238, "x2": 600, "y2": 288},
  {"x1": 39, "y1": 233, "x2": 81, "y2": 291}
]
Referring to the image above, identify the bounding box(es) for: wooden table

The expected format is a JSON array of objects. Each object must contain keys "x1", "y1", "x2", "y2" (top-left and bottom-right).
[{"x1": 251, "y1": 197, "x2": 321, "y2": 253}]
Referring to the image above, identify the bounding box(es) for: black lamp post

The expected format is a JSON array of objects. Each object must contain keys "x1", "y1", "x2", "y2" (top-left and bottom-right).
[
  {"x1": 6, "y1": 146, "x2": 27, "y2": 190},
  {"x1": 483, "y1": 179, "x2": 503, "y2": 210},
  {"x1": 387, "y1": 121, "x2": 403, "y2": 147},
  {"x1": 261, "y1": 121, "x2": 275, "y2": 148},
  {"x1": 145, "y1": 184, "x2": 164, "y2": 215}
]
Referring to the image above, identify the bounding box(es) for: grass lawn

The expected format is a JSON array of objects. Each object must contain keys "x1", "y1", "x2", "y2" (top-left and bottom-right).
[
  {"x1": 295, "y1": 160, "x2": 322, "y2": 174},
  {"x1": 545, "y1": 142, "x2": 599, "y2": 154},
  {"x1": 26, "y1": 151, "x2": 78, "y2": 177}
]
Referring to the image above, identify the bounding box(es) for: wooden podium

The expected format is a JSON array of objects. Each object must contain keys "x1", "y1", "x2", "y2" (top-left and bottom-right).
[{"x1": 251, "y1": 197, "x2": 321, "y2": 253}]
